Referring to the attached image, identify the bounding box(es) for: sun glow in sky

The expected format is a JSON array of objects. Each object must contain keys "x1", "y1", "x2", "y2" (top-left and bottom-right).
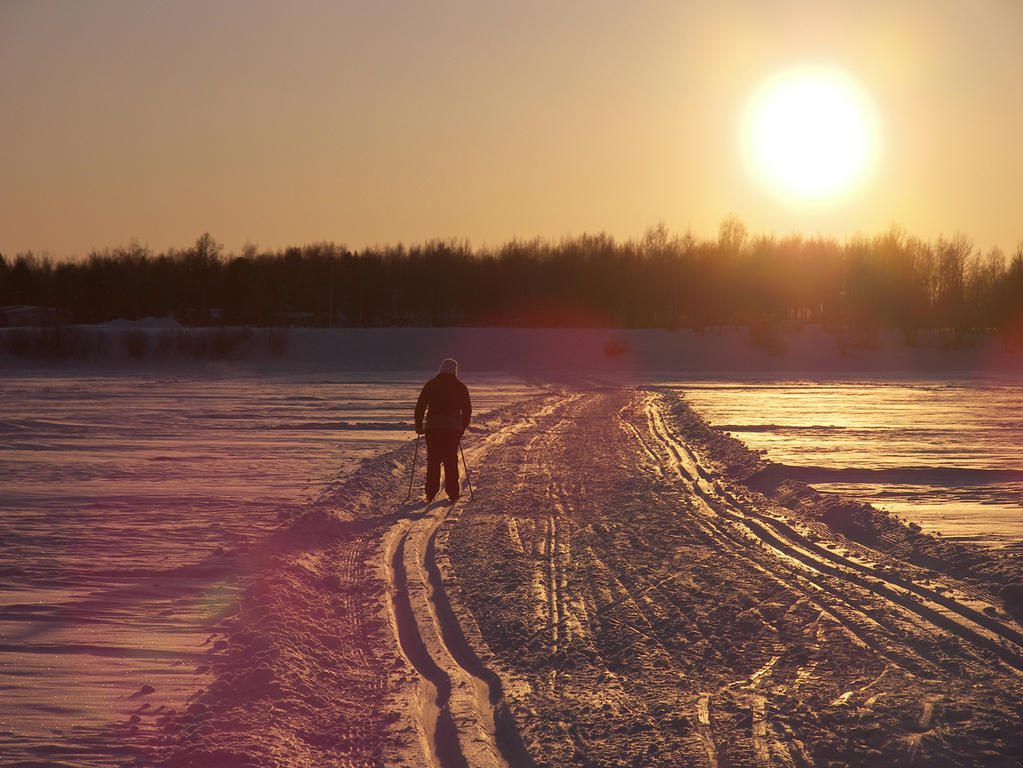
[
  {"x1": 744, "y1": 67, "x2": 879, "y2": 201},
  {"x1": 2, "y1": 0, "x2": 1022, "y2": 258}
]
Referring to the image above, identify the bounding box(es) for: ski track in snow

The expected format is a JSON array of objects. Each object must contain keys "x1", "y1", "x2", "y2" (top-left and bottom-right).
[{"x1": 384, "y1": 495, "x2": 531, "y2": 768}]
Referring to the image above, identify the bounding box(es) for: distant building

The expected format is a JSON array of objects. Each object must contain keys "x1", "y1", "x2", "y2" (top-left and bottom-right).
[{"x1": 0, "y1": 305, "x2": 73, "y2": 327}]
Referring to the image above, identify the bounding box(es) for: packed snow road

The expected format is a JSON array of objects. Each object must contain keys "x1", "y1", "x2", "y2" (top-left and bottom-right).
[
  {"x1": 442, "y1": 389, "x2": 1023, "y2": 768},
  {"x1": 152, "y1": 387, "x2": 1023, "y2": 768}
]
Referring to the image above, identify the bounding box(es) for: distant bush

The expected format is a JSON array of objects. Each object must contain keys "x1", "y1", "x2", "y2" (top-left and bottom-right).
[
  {"x1": 932, "y1": 328, "x2": 980, "y2": 351},
  {"x1": 153, "y1": 328, "x2": 254, "y2": 359},
  {"x1": 0, "y1": 327, "x2": 106, "y2": 358},
  {"x1": 998, "y1": 322, "x2": 1023, "y2": 349},
  {"x1": 603, "y1": 338, "x2": 629, "y2": 357},
  {"x1": 748, "y1": 322, "x2": 787, "y2": 357},
  {"x1": 0, "y1": 326, "x2": 256, "y2": 360},
  {"x1": 266, "y1": 327, "x2": 289, "y2": 357},
  {"x1": 121, "y1": 329, "x2": 149, "y2": 358},
  {"x1": 835, "y1": 327, "x2": 879, "y2": 356}
]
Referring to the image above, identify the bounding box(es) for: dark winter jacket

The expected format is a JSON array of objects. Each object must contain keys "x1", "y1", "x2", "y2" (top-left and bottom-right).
[{"x1": 414, "y1": 373, "x2": 471, "y2": 434}]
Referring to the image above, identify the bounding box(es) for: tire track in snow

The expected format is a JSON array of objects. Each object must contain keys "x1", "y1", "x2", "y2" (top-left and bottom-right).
[
  {"x1": 642, "y1": 395, "x2": 922, "y2": 765},
  {"x1": 642, "y1": 395, "x2": 925, "y2": 674},
  {"x1": 645, "y1": 393, "x2": 1023, "y2": 675},
  {"x1": 695, "y1": 693, "x2": 719, "y2": 768},
  {"x1": 545, "y1": 517, "x2": 560, "y2": 651},
  {"x1": 519, "y1": 410, "x2": 577, "y2": 659}
]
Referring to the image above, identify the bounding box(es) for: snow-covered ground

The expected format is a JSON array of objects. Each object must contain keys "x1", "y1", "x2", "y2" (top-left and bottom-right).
[
  {"x1": 2, "y1": 327, "x2": 1022, "y2": 766},
  {"x1": 0, "y1": 372, "x2": 536, "y2": 767},
  {"x1": 673, "y1": 380, "x2": 1023, "y2": 547},
  {"x1": 108, "y1": 385, "x2": 1023, "y2": 767}
]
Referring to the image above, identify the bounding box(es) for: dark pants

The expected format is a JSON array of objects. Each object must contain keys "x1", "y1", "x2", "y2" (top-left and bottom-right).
[{"x1": 425, "y1": 428, "x2": 461, "y2": 501}]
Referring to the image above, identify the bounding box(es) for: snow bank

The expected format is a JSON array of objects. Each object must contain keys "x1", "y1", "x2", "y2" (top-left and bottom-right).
[
  {"x1": 277, "y1": 326, "x2": 1023, "y2": 376},
  {"x1": 3, "y1": 325, "x2": 1023, "y2": 376}
]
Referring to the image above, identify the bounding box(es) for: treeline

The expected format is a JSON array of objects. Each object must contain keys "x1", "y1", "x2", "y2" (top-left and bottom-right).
[{"x1": 3, "y1": 220, "x2": 1022, "y2": 332}]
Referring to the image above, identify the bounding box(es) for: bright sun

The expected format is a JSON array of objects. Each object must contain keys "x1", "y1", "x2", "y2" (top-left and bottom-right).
[{"x1": 744, "y1": 67, "x2": 879, "y2": 201}]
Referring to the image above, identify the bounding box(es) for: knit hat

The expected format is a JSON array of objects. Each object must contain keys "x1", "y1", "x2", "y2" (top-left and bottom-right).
[{"x1": 439, "y1": 358, "x2": 458, "y2": 375}]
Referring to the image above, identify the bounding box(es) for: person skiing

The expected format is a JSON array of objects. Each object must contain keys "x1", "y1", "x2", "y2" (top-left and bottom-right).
[{"x1": 414, "y1": 358, "x2": 472, "y2": 503}]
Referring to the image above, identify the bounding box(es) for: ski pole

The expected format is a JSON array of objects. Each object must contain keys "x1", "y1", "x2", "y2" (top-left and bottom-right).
[
  {"x1": 401, "y1": 433, "x2": 421, "y2": 505},
  {"x1": 459, "y1": 442, "x2": 474, "y2": 500}
]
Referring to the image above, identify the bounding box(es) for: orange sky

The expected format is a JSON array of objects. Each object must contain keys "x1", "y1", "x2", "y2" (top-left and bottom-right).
[{"x1": 2, "y1": 0, "x2": 1021, "y2": 259}]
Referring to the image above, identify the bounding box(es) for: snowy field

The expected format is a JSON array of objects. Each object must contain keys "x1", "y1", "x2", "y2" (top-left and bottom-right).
[
  {"x1": 0, "y1": 372, "x2": 536, "y2": 766},
  {"x1": 2, "y1": 326, "x2": 1023, "y2": 765}
]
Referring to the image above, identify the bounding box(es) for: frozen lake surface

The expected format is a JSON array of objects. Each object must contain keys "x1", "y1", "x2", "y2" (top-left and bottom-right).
[
  {"x1": 0, "y1": 372, "x2": 535, "y2": 766},
  {"x1": 2, "y1": 371, "x2": 1022, "y2": 765},
  {"x1": 675, "y1": 379, "x2": 1023, "y2": 547}
]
